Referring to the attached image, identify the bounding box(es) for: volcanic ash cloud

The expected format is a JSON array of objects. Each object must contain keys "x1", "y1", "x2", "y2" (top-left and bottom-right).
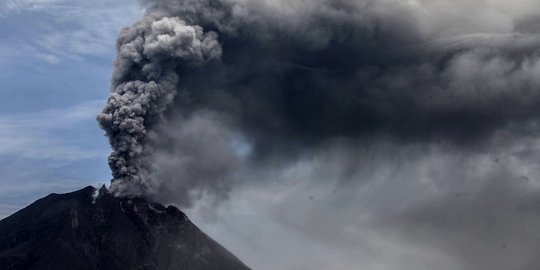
[
  {"x1": 97, "y1": 15, "x2": 222, "y2": 196},
  {"x1": 98, "y1": 0, "x2": 540, "y2": 206}
]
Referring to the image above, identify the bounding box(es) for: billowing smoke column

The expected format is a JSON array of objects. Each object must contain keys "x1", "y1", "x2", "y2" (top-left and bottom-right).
[
  {"x1": 98, "y1": 14, "x2": 222, "y2": 196},
  {"x1": 98, "y1": 0, "x2": 540, "y2": 204}
]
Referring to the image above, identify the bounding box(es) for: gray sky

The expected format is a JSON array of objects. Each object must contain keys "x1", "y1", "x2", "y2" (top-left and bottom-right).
[{"x1": 2, "y1": 1, "x2": 540, "y2": 270}]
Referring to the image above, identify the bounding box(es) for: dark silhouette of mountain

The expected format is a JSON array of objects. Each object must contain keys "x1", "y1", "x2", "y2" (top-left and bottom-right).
[{"x1": 0, "y1": 186, "x2": 250, "y2": 270}]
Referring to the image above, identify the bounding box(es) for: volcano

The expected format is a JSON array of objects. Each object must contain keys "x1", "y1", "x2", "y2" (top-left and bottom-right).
[{"x1": 0, "y1": 186, "x2": 250, "y2": 270}]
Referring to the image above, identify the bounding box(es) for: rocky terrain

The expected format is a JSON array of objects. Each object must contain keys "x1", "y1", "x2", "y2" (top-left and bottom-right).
[{"x1": 0, "y1": 186, "x2": 250, "y2": 270}]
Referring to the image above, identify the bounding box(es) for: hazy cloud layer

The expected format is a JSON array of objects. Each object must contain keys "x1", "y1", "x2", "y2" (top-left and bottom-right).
[{"x1": 97, "y1": 0, "x2": 540, "y2": 269}]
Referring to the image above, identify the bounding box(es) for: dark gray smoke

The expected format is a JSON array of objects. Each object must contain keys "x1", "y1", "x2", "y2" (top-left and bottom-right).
[
  {"x1": 98, "y1": 0, "x2": 540, "y2": 203},
  {"x1": 97, "y1": 14, "x2": 222, "y2": 195}
]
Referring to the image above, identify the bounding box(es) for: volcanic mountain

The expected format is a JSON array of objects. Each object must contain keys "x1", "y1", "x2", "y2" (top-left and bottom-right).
[{"x1": 0, "y1": 186, "x2": 250, "y2": 270}]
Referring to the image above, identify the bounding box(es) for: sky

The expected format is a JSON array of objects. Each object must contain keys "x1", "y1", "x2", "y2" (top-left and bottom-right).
[
  {"x1": 2, "y1": 1, "x2": 540, "y2": 270},
  {"x1": 0, "y1": 0, "x2": 141, "y2": 217}
]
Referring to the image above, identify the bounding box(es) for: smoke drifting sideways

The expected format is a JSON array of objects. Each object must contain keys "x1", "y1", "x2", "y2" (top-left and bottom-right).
[{"x1": 98, "y1": 0, "x2": 540, "y2": 207}]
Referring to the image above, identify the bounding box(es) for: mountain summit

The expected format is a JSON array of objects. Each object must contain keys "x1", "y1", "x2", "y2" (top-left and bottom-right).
[{"x1": 0, "y1": 186, "x2": 250, "y2": 270}]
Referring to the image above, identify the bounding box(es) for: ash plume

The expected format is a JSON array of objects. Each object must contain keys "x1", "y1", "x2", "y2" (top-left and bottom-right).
[
  {"x1": 97, "y1": 14, "x2": 222, "y2": 196},
  {"x1": 98, "y1": 0, "x2": 540, "y2": 206}
]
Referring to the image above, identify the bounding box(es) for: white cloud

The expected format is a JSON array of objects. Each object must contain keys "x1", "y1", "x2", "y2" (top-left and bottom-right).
[
  {"x1": 0, "y1": 100, "x2": 107, "y2": 160},
  {"x1": 0, "y1": 0, "x2": 62, "y2": 16},
  {"x1": 0, "y1": 0, "x2": 143, "y2": 64}
]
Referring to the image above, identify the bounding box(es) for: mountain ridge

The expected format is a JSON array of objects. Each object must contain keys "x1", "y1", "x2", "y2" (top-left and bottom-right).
[{"x1": 0, "y1": 186, "x2": 250, "y2": 270}]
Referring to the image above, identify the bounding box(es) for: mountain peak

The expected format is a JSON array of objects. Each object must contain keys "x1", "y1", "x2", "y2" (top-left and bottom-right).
[{"x1": 0, "y1": 186, "x2": 250, "y2": 270}]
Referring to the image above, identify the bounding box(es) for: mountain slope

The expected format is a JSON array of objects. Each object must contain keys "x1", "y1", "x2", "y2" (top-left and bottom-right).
[{"x1": 0, "y1": 186, "x2": 250, "y2": 270}]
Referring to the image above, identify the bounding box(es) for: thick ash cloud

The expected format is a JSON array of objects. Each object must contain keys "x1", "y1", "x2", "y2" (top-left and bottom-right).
[
  {"x1": 97, "y1": 14, "x2": 222, "y2": 195},
  {"x1": 147, "y1": 0, "x2": 540, "y2": 151},
  {"x1": 99, "y1": 0, "x2": 540, "y2": 199}
]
